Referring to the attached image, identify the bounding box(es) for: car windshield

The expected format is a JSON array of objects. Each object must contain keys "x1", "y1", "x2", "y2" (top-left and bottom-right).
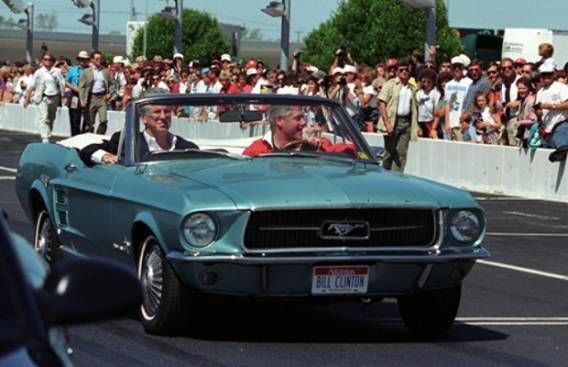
[{"x1": 130, "y1": 95, "x2": 374, "y2": 163}]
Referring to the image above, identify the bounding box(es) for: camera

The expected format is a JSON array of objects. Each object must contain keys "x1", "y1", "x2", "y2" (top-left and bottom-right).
[
  {"x1": 471, "y1": 112, "x2": 482, "y2": 122},
  {"x1": 338, "y1": 77, "x2": 347, "y2": 86}
]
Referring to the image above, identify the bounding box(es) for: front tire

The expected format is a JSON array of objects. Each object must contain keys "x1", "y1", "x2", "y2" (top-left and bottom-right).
[
  {"x1": 34, "y1": 209, "x2": 59, "y2": 264},
  {"x1": 397, "y1": 285, "x2": 461, "y2": 337},
  {"x1": 138, "y1": 234, "x2": 187, "y2": 335}
]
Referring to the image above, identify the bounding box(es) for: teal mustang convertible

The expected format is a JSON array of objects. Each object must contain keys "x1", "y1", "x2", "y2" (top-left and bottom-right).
[{"x1": 15, "y1": 94, "x2": 489, "y2": 336}]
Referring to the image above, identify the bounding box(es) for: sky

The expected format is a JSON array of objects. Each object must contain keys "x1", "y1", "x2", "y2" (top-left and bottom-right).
[
  {"x1": 5, "y1": 0, "x2": 568, "y2": 38},
  {"x1": 15, "y1": 0, "x2": 340, "y2": 40}
]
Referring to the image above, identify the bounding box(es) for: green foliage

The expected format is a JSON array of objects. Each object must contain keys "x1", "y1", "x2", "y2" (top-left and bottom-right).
[
  {"x1": 36, "y1": 12, "x2": 58, "y2": 32},
  {"x1": 303, "y1": 0, "x2": 463, "y2": 70},
  {"x1": 0, "y1": 15, "x2": 17, "y2": 28},
  {"x1": 131, "y1": 8, "x2": 230, "y2": 64}
]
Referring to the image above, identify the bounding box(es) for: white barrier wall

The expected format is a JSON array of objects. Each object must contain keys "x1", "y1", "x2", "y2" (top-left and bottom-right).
[
  {"x1": 405, "y1": 138, "x2": 568, "y2": 202},
  {"x1": 1, "y1": 103, "x2": 566, "y2": 202}
]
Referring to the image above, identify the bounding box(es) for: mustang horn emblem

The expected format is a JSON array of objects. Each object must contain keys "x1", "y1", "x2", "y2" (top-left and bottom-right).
[{"x1": 327, "y1": 223, "x2": 366, "y2": 237}]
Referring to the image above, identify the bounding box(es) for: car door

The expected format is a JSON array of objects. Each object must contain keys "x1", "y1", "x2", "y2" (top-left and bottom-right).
[{"x1": 52, "y1": 156, "x2": 123, "y2": 258}]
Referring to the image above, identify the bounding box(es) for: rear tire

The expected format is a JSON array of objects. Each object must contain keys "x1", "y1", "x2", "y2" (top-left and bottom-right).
[
  {"x1": 138, "y1": 234, "x2": 188, "y2": 335},
  {"x1": 397, "y1": 285, "x2": 461, "y2": 337},
  {"x1": 34, "y1": 209, "x2": 60, "y2": 264}
]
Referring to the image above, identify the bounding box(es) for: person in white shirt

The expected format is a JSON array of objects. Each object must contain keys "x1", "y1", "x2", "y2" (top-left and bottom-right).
[
  {"x1": 444, "y1": 56, "x2": 472, "y2": 141},
  {"x1": 23, "y1": 53, "x2": 65, "y2": 143},
  {"x1": 535, "y1": 63, "x2": 568, "y2": 161},
  {"x1": 416, "y1": 68, "x2": 441, "y2": 138}
]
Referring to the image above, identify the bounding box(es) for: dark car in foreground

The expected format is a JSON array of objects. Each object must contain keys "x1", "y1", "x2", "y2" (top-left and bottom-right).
[
  {"x1": 15, "y1": 94, "x2": 489, "y2": 337},
  {"x1": 0, "y1": 213, "x2": 142, "y2": 366}
]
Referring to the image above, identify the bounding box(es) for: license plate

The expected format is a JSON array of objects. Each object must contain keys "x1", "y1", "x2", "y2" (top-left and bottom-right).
[{"x1": 311, "y1": 266, "x2": 369, "y2": 295}]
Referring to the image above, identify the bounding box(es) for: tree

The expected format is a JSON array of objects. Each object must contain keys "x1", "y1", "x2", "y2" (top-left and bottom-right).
[
  {"x1": 131, "y1": 8, "x2": 230, "y2": 63},
  {"x1": 303, "y1": 0, "x2": 462, "y2": 70},
  {"x1": 36, "y1": 12, "x2": 58, "y2": 32},
  {"x1": 0, "y1": 15, "x2": 17, "y2": 29},
  {"x1": 242, "y1": 27, "x2": 264, "y2": 41}
]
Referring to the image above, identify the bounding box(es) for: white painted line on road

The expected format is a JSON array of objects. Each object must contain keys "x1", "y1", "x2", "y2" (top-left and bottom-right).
[
  {"x1": 474, "y1": 196, "x2": 538, "y2": 201},
  {"x1": 0, "y1": 176, "x2": 16, "y2": 181},
  {"x1": 376, "y1": 317, "x2": 568, "y2": 326},
  {"x1": 502, "y1": 211, "x2": 559, "y2": 221},
  {"x1": 478, "y1": 259, "x2": 568, "y2": 281},
  {"x1": 0, "y1": 166, "x2": 17, "y2": 173},
  {"x1": 486, "y1": 232, "x2": 568, "y2": 237},
  {"x1": 463, "y1": 322, "x2": 568, "y2": 326}
]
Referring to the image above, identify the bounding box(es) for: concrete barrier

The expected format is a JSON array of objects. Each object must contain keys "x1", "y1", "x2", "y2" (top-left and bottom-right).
[{"x1": 1, "y1": 103, "x2": 566, "y2": 202}]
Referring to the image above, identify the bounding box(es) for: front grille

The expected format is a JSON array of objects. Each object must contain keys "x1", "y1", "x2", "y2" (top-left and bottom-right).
[{"x1": 244, "y1": 208, "x2": 437, "y2": 251}]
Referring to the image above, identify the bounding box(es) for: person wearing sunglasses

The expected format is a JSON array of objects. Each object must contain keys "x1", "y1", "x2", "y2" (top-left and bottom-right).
[
  {"x1": 500, "y1": 58, "x2": 521, "y2": 145},
  {"x1": 23, "y1": 52, "x2": 65, "y2": 143},
  {"x1": 378, "y1": 59, "x2": 418, "y2": 172}
]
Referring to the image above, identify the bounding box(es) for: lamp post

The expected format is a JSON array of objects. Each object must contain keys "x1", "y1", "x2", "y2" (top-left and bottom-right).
[
  {"x1": 399, "y1": 0, "x2": 436, "y2": 61},
  {"x1": 159, "y1": 0, "x2": 183, "y2": 55},
  {"x1": 261, "y1": 0, "x2": 291, "y2": 71},
  {"x1": 1, "y1": 0, "x2": 33, "y2": 62},
  {"x1": 71, "y1": 0, "x2": 100, "y2": 51}
]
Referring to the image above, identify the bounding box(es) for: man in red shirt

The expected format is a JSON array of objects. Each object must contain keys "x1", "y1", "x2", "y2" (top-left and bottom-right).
[{"x1": 243, "y1": 105, "x2": 356, "y2": 156}]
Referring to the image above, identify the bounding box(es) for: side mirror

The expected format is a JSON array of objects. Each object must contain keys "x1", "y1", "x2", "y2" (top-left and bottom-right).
[{"x1": 36, "y1": 257, "x2": 142, "y2": 327}]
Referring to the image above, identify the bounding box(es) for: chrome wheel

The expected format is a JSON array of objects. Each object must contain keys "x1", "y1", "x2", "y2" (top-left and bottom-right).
[
  {"x1": 139, "y1": 237, "x2": 164, "y2": 321},
  {"x1": 34, "y1": 210, "x2": 53, "y2": 263}
]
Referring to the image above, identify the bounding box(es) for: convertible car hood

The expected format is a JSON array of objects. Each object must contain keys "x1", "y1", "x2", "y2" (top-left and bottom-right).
[{"x1": 147, "y1": 157, "x2": 476, "y2": 210}]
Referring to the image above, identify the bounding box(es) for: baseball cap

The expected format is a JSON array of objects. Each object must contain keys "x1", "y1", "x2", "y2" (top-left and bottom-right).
[
  {"x1": 173, "y1": 52, "x2": 184, "y2": 60},
  {"x1": 220, "y1": 53, "x2": 231, "y2": 62},
  {"x1": 343, "y1": 64, "x2": 357, "y2": 74},
  {"x1": 246, "y1": 59, "x2": 258, "y2": 69},
  {"x1": 386, "y1": 58, "x2": 398, "y2": 68},
  {"x1": 514, "y1": 57, "x2": 527, "y2": 65},
  {"x1": 77, "y1": 50, "x2": 90, "y2": 60},
  {"x1": 246, "y1": 68, "x2": 258, "y2": 77},
  {"x1": 538, "y1": 62, "x2": 556, "y2": 74},
  {"x1": 332, "y1": 67, "x2": 344, "y2": 75},
  {"x1": 113, "y1": 55, "x2": 125, "y2": 64},
  {"x1": 451, "y1": 55, "x2": 464, "y2": 66}
]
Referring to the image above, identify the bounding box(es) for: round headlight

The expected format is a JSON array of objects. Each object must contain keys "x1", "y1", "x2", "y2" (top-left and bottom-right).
[
  {"x1": 449, "y1": 210, "x2": 481, "y2": 243},
  {"x1": 182, "y1": 213, "x2": 217, "y2": 247}
]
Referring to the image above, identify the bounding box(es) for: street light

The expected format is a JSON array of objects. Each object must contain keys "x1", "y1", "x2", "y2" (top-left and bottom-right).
[
  {"x1": 158, "y1": 0, "x2": 183, "y2": 55},
  {"x1": 71, "y1": 0, "x2": 100, "y2": 51},
  {"x1": 1, "y1": 0, "x2": 24, "y2": 12},
  {"x1": 260, "y1": 0, "x2": 291, "y2": 71},
  {"x1": 399, "y1": 0, "x2": 436, "y2": 62}
]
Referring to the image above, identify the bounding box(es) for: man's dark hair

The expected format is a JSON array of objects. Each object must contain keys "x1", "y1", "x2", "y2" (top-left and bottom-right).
[
  {"x1": 469, "y1": 59, "x2": 484, "y2": 68},
  {"x1": 398, "y1": 59, "x2": 410, "y2": 68},
  {"x1": 90, "y1": 50, "x2": 102, "y2": 59},
  {"x1": 412, "y1": 48, "x2": 424, "y2": 64},
  {"x1": 418, "y1": 68, "x2": 437, "y2": 83}
]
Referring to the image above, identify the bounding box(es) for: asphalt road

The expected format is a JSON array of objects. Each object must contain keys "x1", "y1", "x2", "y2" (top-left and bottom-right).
[{"x1": 1, "y1": 130, "x2": 567, "y2": 367}]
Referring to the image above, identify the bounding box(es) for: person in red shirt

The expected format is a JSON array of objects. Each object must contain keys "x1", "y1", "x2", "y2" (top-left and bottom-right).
[
  {"x1": 243, "y1": 105, "x2": 356, "y2": 156},
  {"x1": 219, "y1": 71, "x2": 241, "y2": 94}
]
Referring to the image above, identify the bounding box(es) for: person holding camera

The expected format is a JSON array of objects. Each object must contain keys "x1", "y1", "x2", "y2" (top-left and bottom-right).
[
  {"x1": 328, "y1": 66, "x2": 359, "y2": 117},
  {"x1": 378, "y1": 60, "x2": 418, "y2": 172}
]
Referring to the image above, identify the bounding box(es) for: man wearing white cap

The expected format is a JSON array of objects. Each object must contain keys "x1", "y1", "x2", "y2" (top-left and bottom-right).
[
  {"x1": 65, "y1": 50, "x2": 90, "y2": 135},
  {"x1": 444, "y1": 56, "x2": 472, "y2": 141},
  {"x1": 535, "y1": 62, "x2": 568, "y2": 161},
  {"x1": 329, "y1": 66, "x2": 359, "y2": 117},
  {"x1": 220, "y1": 54, "x2": 232, "y2": 70},
  {"x1": 171, "y1": 52, "x2": 184, "y2": 80},
  {"x1": 111, "y1": 56, "x2": 127, "y2": 110}
]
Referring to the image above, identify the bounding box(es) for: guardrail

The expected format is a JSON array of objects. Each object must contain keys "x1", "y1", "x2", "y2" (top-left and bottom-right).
[{"x1": 1, "y1": 103, "x2": 566, "y2": 202}]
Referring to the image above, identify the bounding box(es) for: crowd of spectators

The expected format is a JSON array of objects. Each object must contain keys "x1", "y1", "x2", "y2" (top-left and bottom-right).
[{"x1": 1, "y1": 43, "x2": 568, "y2": 160}]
